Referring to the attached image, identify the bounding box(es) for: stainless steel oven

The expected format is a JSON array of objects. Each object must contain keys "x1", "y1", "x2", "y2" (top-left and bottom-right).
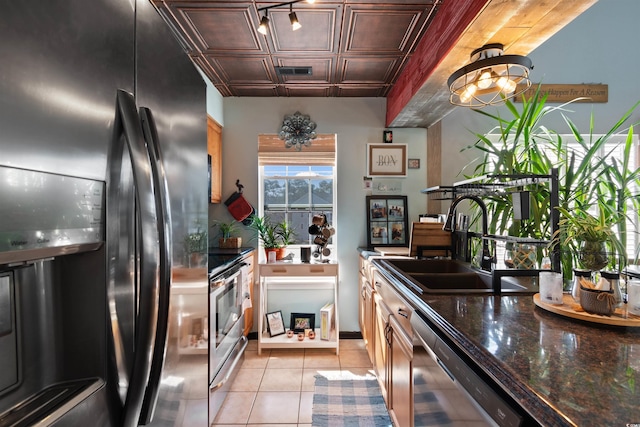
[{"x1": 208, "y1": 260, "x2": 249, "y2": 420}]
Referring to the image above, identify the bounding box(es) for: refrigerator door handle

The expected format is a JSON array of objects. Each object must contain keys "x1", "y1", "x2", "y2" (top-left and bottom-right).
[
  {"x1": 137, "y1": 107, "x2": 173, "y2": 425},
  {"x1": 108, "y1": 89, "x2": 160, "y2": 427}
]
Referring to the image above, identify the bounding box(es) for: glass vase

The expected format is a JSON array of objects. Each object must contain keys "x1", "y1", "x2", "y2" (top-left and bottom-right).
[{"x1": 578, "y1": 240, "x2": 608, "y2": 271}]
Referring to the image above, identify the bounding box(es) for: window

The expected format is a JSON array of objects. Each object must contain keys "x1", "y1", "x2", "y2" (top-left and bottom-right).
[
  {"x1": 258, "y1": 134, "x2": 336, "y2": 249},
  {"x1": 262, "y1": 165, "x2": 334, "y2": 244}
]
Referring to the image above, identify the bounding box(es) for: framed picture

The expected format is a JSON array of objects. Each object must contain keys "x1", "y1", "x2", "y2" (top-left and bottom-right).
[
  {"x1": 290, "y1": 312, "x2": 315, "y2": 333},
  {"x1": 408, "y1": 158, "x2": 420, "y2": 169},
  {"x1": 367, "y1": 144, "x2": 407, "y2": 177},
  {"x1": 266, "y1": 310, "x2": 286, "y2": 337},
  {"x1": 366, "y1": 195, "x2": 409, "y2": 248}
]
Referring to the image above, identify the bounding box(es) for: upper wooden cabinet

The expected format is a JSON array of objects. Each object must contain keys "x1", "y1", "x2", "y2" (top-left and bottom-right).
[{"x1": 207, "y1": 116, "x2": 222, "y2": 203}]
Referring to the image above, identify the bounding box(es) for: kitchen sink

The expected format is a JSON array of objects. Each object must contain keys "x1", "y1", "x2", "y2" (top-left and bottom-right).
[{"x1": 377, "y1": 258, "x2": 534, "y2": 294}]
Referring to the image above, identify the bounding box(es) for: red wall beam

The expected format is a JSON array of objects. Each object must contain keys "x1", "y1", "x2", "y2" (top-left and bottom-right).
[{"x1": 386, "y1": 0, "x2": 490, "y2": 127}]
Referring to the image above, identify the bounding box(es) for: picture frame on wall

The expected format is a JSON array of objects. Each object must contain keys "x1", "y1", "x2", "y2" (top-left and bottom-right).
[
  {"x1": 367, "y1": 144, "x2": 407, "y2": 177},
  {"x1": 366, "y1": 195, "x2": 409, "y2": 247}
]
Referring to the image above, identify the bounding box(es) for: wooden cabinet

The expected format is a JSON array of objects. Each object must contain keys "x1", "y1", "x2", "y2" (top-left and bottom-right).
[
  {"x1": 359, "y1": 255, "x2": 375, "y2": 363},
  {"x1": 207, "y1": 115, "x2": 221, "y2": 203},
  {"x1": 372, "y1": 266, "x2": 415, "y2": 427},
  {"x1": 242, "y1": 250, "x2": 255, "y2": 336},
  {"x1": 389, "y1": 315, "x2": 413, "y2": 427},
  {"x1": 373, "y1": 292, "x2": 391, "y2": 405}
]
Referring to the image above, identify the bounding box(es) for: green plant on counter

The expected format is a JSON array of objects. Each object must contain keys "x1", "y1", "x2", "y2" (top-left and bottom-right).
[
  {"x1": 248, "y1": 215, "x2": 282, "y2": 249},
  {"x1": 550, "y1": 205, "x2": 624, "y2": 271},
  {"x1": 248, "y1": 215, "x2": 297, "y2": 249},
  {"x1": 276, "y1": 220, "x2": 297, "y2": 246},
  {"x1": 213, "y1": 220, "x2": 240, "y2": 242}
]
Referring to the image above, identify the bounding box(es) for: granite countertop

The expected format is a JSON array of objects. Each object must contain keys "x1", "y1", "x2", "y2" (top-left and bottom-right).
[{"x1": 382, "y1": 266, "x2": 640, "y2": 426}]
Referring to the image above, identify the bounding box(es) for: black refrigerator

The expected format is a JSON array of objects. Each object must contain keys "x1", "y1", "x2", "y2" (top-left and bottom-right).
[{"x1": 0, "y1": 0, "x2": 208, "y2": 425}]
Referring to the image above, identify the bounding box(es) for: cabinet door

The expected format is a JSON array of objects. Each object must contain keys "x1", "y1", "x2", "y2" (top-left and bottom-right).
[
  {"x1": 373, "y1": 293, "x2": 391, "y2": 405},
  {"x1": 364, "y1": 281, "x2": 375, "y2": 363},
  {"x1": 390, "y1": 315, "x2": 413, "y2": 427},
  {"x1": 242, "y1": 251, "x2": 255, "y2": 335},
  {"x1": 207, "y1": 116, "x2": 222, "y2": 203}
]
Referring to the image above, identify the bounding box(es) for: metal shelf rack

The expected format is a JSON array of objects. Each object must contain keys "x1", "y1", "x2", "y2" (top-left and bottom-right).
[{"x1": 424, "y1": 169, "x2": 561, "y2": 276}]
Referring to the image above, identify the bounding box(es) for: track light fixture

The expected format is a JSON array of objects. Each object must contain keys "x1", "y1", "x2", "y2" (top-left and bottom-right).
[
  {"x1": 257, "y1": 0, "x2": 314, "y2": 35},
  {"x1": 258, "y1": 13, "x2": 269, "y2": 35},
  {"x1": 289, "y1": 4, "x2": 301, "y2": 31},
  {"x1": 448, "y1": 43, "x2": 533, "y2": 108}
]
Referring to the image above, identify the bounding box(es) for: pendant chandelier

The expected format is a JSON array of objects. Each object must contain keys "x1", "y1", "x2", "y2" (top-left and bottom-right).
[{"x1": 448, "y1": 43, "x2": 533, "y2": 108}]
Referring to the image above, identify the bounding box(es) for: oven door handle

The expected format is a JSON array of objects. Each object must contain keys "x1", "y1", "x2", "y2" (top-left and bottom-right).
[{"x1": 209, "y1": 336, "x2": 248, "y2": 392}]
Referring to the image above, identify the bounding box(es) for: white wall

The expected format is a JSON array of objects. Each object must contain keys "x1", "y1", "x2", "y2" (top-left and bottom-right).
[
  {"x1": 209, "y1": 97, "x2": 428, "y2": 332},
  {"x1": 441, "y1": 0, "x2": 640, "y2": 187}
]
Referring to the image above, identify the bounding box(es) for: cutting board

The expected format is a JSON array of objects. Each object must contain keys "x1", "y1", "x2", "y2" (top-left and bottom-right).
[{"x1": 409, "y1": 222, "x2": 451, "y2": 257}]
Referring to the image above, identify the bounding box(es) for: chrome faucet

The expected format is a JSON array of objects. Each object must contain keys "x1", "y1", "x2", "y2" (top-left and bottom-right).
[{"x1": 443, "y1": 194, "x2": 493, "y2": 271}]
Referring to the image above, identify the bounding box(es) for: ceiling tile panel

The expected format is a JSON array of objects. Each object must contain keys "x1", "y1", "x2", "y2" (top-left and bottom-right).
[
  {"x1": 185, "y1": 8, "x2": 262, "y2": 52},
  {"x1": 210, "y1": 56, "x2": 273, "y2": 83},
  {"x1": 270, "y1": 8, "x2": 339, "y2": 53},
  {"x1": 339, "y1": 57, "x2": 397, "y2": 83},
  {"x1": 344, "y1": 9, "x2": 420, "y2": 53}
]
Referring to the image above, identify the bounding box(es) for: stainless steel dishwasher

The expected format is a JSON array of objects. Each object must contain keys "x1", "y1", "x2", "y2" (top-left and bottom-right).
[{"x1": 411, "y1": 311, "x2": 524, "y2": 427}]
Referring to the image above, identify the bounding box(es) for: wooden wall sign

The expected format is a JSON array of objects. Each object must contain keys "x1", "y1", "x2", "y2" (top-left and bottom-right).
[{"x1": 513, "y1": 84, "x2": 608, "y2": 103}]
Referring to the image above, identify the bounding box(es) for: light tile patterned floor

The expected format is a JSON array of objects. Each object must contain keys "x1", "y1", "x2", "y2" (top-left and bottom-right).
[{"x1": 211, "y1": 339, "x2": 372, "y2": 427}]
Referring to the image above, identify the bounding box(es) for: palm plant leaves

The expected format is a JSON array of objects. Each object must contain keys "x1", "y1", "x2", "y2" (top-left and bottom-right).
[{"x1": 460, "y1": 84, "x2": 640, "y2": 271}]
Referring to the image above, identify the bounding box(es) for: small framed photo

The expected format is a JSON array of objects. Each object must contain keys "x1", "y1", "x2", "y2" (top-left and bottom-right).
[
  {"x1": 408, "y1": 158, "x2": 420, "y2": 169},
  {"x1": 266, "y1": 310, "x2": 286, "y2": 337},
  {"x1": 383, "y1": 130, "x2": 393, "y2": 143},
  {"x1": 290, "y1": 312, "x2": 315, "y2": 333},
  {"x1": 367, "y1": 144, "x2": 407, "y2": 177}
]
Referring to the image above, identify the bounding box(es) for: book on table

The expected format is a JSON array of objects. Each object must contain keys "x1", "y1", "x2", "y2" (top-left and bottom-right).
[{"x1": 320, "y1": 302, "x2": 334, "y2": 340}]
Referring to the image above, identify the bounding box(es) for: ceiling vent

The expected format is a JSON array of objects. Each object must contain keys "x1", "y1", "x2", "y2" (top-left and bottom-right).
[{"x1": 275, "y1": 66, "x2": 312, "y2": 76}]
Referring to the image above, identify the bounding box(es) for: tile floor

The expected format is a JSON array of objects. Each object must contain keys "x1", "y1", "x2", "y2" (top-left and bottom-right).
[
  {"x1": 211, "y1": 338, "x2": 489, "y2": 427},
  {"x1": 211, "y1": 339, "x2": 373, "y2": 427}
]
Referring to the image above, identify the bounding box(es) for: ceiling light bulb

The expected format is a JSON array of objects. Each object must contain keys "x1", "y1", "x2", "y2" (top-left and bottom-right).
[
  {"x1": 496, "y1": 76, "x2": 517, "y2": 93},
  {"x1": 289, "y1": 11, "x2": 301, "y2": 30},
  {"x1": 476, "y1": 69, "x2": 493, "y2": 89},
  {"x1": 459, "y1": 84, "x2": 477, "y2": 103},
  {"x1": 258, "y1": 15, "x2": 269, "y2": 35}
]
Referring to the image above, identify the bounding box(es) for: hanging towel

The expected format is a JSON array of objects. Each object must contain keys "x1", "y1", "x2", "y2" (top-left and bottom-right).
[{"x1": 225, "y1": 192, "x2": 253, "y2": 222}]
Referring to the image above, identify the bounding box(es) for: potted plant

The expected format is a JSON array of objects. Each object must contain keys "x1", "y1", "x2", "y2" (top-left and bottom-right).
[
  {"x1": 248, "y1": 215, "x2": 288, "y2": 260},
  {"x1": 214, "y1": 220, "x2": 242, "y2": 248},
  {"x1": 276, "y1": 220, "x2": 297, "y2": 246},
  {"x1": 184, "y1": 227, "x2": 207, "y2": 267},
  {"x1": 550, "y1": 206, "x2": 623, "y2": 271}
]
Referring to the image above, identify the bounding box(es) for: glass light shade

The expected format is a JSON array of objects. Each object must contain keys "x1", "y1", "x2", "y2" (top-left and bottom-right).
[
  {"x1": 459, "y1": 84, "x2": 477, "y2": 103},
  {"x1": 258, "y1": 16, "x2": 269, "y2": 35},
  {"x1": 476, "y1": 69, "x2": 493, "y2": 89},
  {"x1": 290, "y1": 12, "x2": 301, "y2": 30}
]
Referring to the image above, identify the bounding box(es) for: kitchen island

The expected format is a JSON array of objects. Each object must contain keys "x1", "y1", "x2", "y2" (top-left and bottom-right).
[{"x1": 372, "y1": 257, "x2": 640, "y2": 427}]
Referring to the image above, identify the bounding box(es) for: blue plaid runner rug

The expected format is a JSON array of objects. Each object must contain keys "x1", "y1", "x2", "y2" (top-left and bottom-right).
[{"x1": 312, "y1": 373, "x2": 392, "y2": 427}]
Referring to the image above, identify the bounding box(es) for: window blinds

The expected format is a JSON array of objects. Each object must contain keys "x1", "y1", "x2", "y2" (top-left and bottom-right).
[{"x1": 258, "y1": 134, "x2": 336, "y2": 166}]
